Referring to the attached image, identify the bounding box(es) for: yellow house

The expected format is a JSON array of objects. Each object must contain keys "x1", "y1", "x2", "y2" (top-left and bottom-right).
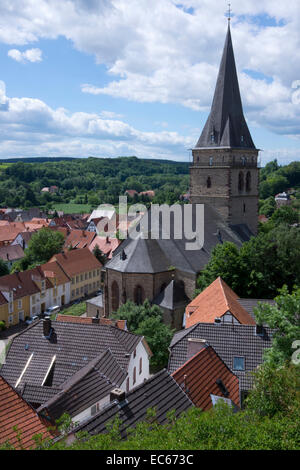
[{"x1": 50, "y1": 248, "x2": 102, "y2": 301}]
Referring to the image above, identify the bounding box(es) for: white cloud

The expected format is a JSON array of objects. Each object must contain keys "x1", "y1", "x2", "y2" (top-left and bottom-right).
[
  {"x1": 8, "y1": 48, "x2": 42, "y2": 63},
  {"x1": 0, "y1": 81, "x2": 192, "y2": 159},
  {"x1": 0, "y1": 1, "x2": 300, "y2": 147}
]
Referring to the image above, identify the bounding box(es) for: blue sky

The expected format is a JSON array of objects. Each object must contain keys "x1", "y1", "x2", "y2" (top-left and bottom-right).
[{"x1": 0, "y1": 0, "x2": 299, "y2": 165}]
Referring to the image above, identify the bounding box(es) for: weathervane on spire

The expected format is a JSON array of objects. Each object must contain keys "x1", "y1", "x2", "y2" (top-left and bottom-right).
[{"x1": 227, "y1": 3, "x2": 231, "y2": 23}]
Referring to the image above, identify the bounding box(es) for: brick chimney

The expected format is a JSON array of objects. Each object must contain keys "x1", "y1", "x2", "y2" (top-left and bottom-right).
[
  {"x1": 43, "y1": 318, "x2": 52, "y2": 338},
  {"x1": 110, "y1": 388, "x2": 126, "y2": 403}
]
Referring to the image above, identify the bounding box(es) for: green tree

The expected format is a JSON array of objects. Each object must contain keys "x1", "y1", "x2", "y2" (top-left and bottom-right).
[
  {"x1": 246, "y1": 363, "x2": 300, "y2": 418},
  {"x1": 24, "y1": 228, "x2": 64, "y2": 266},
  {"x1": 0, "y1": 259, "x2": 9, "y2": 277},
  {"x1": 254, "y1": 286, "x2": 300, "y2": 366},
  {"x1": 93, "y1": 245, "x2": 107, "y2": 266},
  {"x1": 112, "y1": 300, "x2": 174, "y2": 370}
]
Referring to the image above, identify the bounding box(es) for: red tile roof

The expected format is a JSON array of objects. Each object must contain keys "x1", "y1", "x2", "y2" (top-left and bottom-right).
[
  {"x1": 185, "y1": 277, "x2": 256, "y2": 328},
  {"x1": 40, "y1": 261, "x2": 70, "y2": 286},
  {"x1": 0, "y1": 375, "x2": 53, "y2": 449},
  {"x1": 88, "y1": 235, "x2": 121, "y2": 259},
  {"x1": 172, "y1": 345, "x2": 240, "y2": 410},
  {"x1": 64, "y1": 230, "x2": 96, "y2": 250},
  {"x1": 0, "y1": 267, "x2": 52, "y2": 306},
  {"x1": 50, "y1": 247, "x2": 102, "y2": 277},
  {"x1": 0, "y1": 223, "x2": 27, "y2": 243},
  {"x1": 56, "y1": 314, "x2": 126, "y2": 330},
  {"x1": 0, "y1": 245, "x2": 25, "y2": 262}
]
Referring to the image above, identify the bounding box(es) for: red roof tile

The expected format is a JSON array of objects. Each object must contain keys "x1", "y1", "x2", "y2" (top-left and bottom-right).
[
  {"x1": 50, "y1": 247, "x2": 102, "y2": 277},
  {"x1": 56, "y1": 314, "x2": 126, "y2": 330},
  {"x1": 0, "y1": 375, "x2": 53, "y2": 449},
  {"x1": 64, "y1": 230, "x2": 96, "y2": 250},
  {"x1": 88, "y1": 235, "x2": 121, "y2": 259},
  {"x1": 172, "y1": 345, "x2": 240, "y2": 410},
  {"x1": 185, "y1": 277, "x2": 256, "y2": 328}
]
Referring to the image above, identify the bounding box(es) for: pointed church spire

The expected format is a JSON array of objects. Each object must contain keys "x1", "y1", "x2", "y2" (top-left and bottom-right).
[{"x1": 196, "y1": 24, "x2": 256, "y2": 149}]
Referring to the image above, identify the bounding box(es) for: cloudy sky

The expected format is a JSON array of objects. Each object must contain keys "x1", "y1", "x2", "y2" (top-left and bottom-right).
[{"x1": 0, "y1": 0, "x2": 300, "y2": 165}]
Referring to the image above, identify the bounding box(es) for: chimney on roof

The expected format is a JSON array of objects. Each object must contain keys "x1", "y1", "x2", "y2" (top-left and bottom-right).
[
  {"x1": 43, "y1": 318, "x2": 52, "y2": 338},
  {"x1": 187, "y1": 338, "x2": 207, "y2": 360},
  {"x1": 110, "y1": 388, "x2": 126, "y2": 403},
  {"x1": 215, "y1": 317, "x2": 222, "y2": 324},
  {"x1": 92, "y1": 317, "x2": 100, "y2": 324}
]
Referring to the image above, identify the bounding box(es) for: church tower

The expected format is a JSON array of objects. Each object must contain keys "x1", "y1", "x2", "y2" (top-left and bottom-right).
[{"x1": 190, "y1": 23, "x2": 259, "y2": 235}]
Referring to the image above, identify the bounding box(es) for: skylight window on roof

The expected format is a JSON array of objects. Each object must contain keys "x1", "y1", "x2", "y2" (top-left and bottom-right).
[{"x1": 233, "y1": 356, "x2": 245, "y2": 371}]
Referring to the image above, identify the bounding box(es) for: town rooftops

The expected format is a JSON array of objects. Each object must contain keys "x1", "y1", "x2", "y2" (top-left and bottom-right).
[
  {"x1": 0, "y1": 267, "x2": 52, "y2": 305},
  {"x1": 40, "y1": 260, "x2": 71, "y2": 286},
  {"x1": 0, "y1": 244, "x2": 25, "y2": 262},
  {"x1": 64, "y1": 230, "x2": 96, "y2": 250},
  {"x1": 0, "y1": 375, "x2": 53, "y2": 450},
  {"x1": 0, "y1": 319, "x2": 143, "y2": 391},
  {"x1": 168, "y1": 322, "x2": 273, "y2": 391},
  {"x1": 69, "y1": 369, "x2": 193, "y2": 440},
  {"x1": 172, "y1": 345, "x2": 240, "y2": 411},
  {"x1": 37, "y1": 349, "x2": 127, "y2": 420},
  {"x1": 185, "y1": 277, "x2": 256, "y2": 328},
  {"x1": 50, "y1": 247, "x2": 102, "y2": 277},
  {"x1": 56, "y1": 314, "x2": 127, "y2": 330}
]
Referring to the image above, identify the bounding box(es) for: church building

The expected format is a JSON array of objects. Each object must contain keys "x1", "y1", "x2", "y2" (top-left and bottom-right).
[{"x1": 103, "y1": 23, "x2": 260, "y2": 328}]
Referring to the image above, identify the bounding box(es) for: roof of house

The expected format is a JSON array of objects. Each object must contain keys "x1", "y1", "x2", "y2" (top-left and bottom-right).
[
  {"x1": 0, "y1": 267, "x2": 52, "y2": 305},
  {"x1": 0, "y1": 244, "x2": 25, "y2": 262},
  {"x1": 185, "y1": 277, "x2": 256, "y2": 328},
  {"x1": 153, "y1": 279, "x2": 189, "y2": 311},
  {"x1": 237, "y1": 298, "x2": 275, "y2": 322},
  {"x1": 11, "y1": 230, "x2": 36, "y2": 245},
  {"x1": 106, "y1": 205, "x2": 249, "y2": 275},
  {"x1": 37, "y1": 350, "x2": 127, "y2": 420},
  {"x1": 88, "y1": 208, "x2": 115, "y2": 223},
  {"x1": 168, "y1": 322, "x2": 273, "y2": 391},
  {"x1": 0, "y1": 223, "x2": 27, "y2": 243},
  {"x1": 172, "y1": 345, "x2": 240, "y2": 410},
  {"x1": 64, "y1": 230, "x2": 96, "y2": 250},
  {"x1": 56, "y1": 314, "x2": 127, "y2": 330},
  {"x1": 88, "y1": 235, "x2": 121, "y2": 259},
  {"x1": 70, "y1": 369, "x2": 193, "y2": 439},
  {"x1": 0, "y1": 375, "x2": 53, "y2": 450},
  {"x1": 0, "y1": 319, "x2": 143, "y2": 391},
  {"x1": 50, "y1": 247, "x2": 102, "y2": 277},
  {"x1": 195, "y1": 25, "x2": 255, "y2": 149},
  {"x1": 40, "y1": 261, "x2": 71, "y2": 286}
]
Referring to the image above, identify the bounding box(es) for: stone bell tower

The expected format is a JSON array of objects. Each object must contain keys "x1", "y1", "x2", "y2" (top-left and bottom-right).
[{"x1": 190, "y1": 23, "x2": 259, "y2": 235}]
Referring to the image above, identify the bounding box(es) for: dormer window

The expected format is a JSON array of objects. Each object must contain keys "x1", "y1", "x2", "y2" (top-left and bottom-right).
[
  {"x1": 209, "y1": 157, "x2": 213, "y2": 166},
  {"x1": 210, "y1": 132, "x2": 215, "y2": 144},
  {"x1": 241, "y1": 135, "x2": 244, "y2": 144}
]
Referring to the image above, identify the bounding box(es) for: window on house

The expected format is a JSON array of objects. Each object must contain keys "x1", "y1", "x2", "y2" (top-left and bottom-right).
[
  {"x1": 210, "y1": 133, "x2": 215, "y2": 143},
  {"x1": 18, "y1": 300, "x2": 22, "y2": 309},
  {"x1": 133, "y1": 367, "x2": 136, "y2": 385},
  {"x1": 233, "y1": 357, "x2": 245, "y2": 371},
  {"x1": 207, "y1": 176, "x2": 212, "y2": 189},
  {"x1": 139, "y1": 357, "x2": 142, "y2": 375},
  {"x1": 85, "y1": 273, "x2": 88, "y2": 280},
  {"x1": 80, "y1": 274, "x2": 83, "y2": 281},
  {"x1": 72, "y1": 290, "x2": 75, "y2": 298}
]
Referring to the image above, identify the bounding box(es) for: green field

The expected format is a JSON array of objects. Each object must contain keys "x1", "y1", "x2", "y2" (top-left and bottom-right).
[{"x1": 53, "y1": 203, "x2": 92, "y2": 214}]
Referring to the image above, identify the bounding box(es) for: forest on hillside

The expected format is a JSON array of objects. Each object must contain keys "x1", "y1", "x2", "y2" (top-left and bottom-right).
[{"x1": 0, "y1": 156, "x2": 299, "y2": 211}]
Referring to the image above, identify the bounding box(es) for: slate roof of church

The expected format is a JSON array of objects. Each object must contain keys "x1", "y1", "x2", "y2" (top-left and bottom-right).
[
  {"x1": 106, "y1": 204, "x2": 250, "y2": 275},
  {"x1": 195, "y1": 25, "x2": 256, "y2": 150}
]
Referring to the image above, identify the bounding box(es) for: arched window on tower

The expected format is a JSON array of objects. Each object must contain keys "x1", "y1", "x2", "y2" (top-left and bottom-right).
[
  {"x1": 246, "y1": 172, "x2": 251, "y2": 191},
  {"x1": 238, "y1": 172, "x2": 244, "y2": 192},
  {"x1": 134, "y1": 285, "x2": 144, "y2": 305},
  {"x1": 209, "y1": 157, "x2": 213, "y2": 166},
  {"x1": 111, "y1": 281, "x2": 119, "y2": 312},
  {"x1": 207, "y1": 176, "x2": 212, "y2": 188}
]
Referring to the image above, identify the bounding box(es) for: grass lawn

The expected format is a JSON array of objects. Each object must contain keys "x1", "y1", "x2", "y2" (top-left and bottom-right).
[
  {"x1": 53, "y1": 203, "x2": 92, "y2": 214},
  {"x1": 59, "y1": 302, "x2": 86, "y2": 317}
]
